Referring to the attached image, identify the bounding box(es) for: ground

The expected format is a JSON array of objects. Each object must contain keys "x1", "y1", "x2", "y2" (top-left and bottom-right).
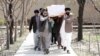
[
  {"x1": 0, "y1": 28, "x2": 100, "y2": 56},
  {"x1": 14, "y1": 31, "x2": 77, "y2": 56}
]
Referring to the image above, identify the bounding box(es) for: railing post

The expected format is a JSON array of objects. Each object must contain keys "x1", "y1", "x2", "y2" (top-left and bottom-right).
[{"x1": 89, "y1": 32, "x2": 91, "y2": 52}]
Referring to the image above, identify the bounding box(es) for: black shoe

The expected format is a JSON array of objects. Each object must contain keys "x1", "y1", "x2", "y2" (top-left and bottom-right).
[
  {"x1": 61, "y1": 46, "x2": 63, "y2": 49},
  {"x1": 67, "y1": 50, "x2": 70, "y2": 54},
  {"x1": 54, "y1": 42, "x2": 56, "y2": 44},
  {"x1": 51, "y1": 43, "x2": 54, "y2": 45},
  {"x1": 57, "y1": 45, "x2": 63, "y2": 49},
  {"x1": 38, "y1": 48, "x2": 41, "y2": 51},
  {"x1": 34, "y1": 46, "x2": 38, "y2": 50},
  {"x1": 44, "y1": 49, "x2": 49, "y2": 54},
  {"x1": 58, "y1": 46, "x2": 60, "y2": 49},
  {"x1": 63, "y1": 47, "x2": 66, "y2": 51}
]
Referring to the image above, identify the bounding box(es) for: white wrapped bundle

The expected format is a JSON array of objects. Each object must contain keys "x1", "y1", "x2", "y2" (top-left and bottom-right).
[{"x1": 47, "y1": 5, "x2": 65, "y2": 17}]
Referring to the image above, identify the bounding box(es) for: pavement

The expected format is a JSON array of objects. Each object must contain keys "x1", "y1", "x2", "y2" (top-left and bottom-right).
[{"x1": 14, "y1": 31, "x2": 77, "y2": 56}]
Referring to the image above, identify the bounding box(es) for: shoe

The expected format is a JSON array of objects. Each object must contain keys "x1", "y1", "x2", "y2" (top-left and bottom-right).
[
  {"x1": 67, "y1": 50, "x2": 70, "y2": 54},
  {"x1": 63, "y1": 47, "x2": 66, "y2": 51},
  {"x1": 61, "y1": 46, "x2": 63, "y2": 49},
  {"x1": 54, "y1": 42, "x2": 56, "y2": 44},
  {"x1": 34, "y1": 46, "x2": 38, "y2": 50},
  {"x1": 44, "y1": 49, "x2": 49, "y2": 54},
  {"x1": 51, "y1": 43, "x2": 54, "y2": 45},
  {"x1": 38, "y1": 48, "x2": 41, "y2": 51},
  {"x1": 58, "y1": 45, "x2": 60, "y2": 49},
  {"x1": 57, "y1": 46, "x2": 60, "y2": 49},
  {"x1": 46, "y1": 49, "x2": 49, "y2": 54},
  {"x1": 57, "y1": 45, "x2": 63, "y2": 49}
]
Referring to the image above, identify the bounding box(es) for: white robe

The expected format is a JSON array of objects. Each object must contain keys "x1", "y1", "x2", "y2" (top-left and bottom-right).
[
  {"x1": 60, "y1": 17, "x2": 72, "y2": 50},
  {"x1": 60, "y1": 19, "x2": 66, "y2": 46}
]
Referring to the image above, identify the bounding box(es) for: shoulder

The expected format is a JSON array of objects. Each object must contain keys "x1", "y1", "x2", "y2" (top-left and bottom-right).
[
  {"x1": 70, "y1": 13, "x2": 74, "y2": 16},
  {"x1": 31, "y1": 16, "x2": 36, "y2": 20},
  {"x1": 32, "y1": 16, "x2": 36, "y2": 18},
  {"x1": 70, "y1": 13, "x2": 75, "y2": 18}
]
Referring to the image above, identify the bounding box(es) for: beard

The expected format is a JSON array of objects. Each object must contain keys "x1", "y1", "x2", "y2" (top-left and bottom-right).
[
  {"x1": 43, "y1": 15, "x2": 48, "y2": 17},
  {"x1": 66, "y1": 12, "x2": 70, "y2": 16}
]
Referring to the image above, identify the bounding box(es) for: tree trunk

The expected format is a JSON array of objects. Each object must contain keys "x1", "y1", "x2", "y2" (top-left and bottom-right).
[
  {"x1": 77, "y1": 0, "x2": 86, "y2": 41},
  {"x1": 14, "y1": 20, "x2": 17, "y2": 42},
  {"x1": 9, "y1": 1, "x2": 14, "y2": 44},
  {"x1": 9, "y1": 20, "x2": 14, "y2": 44},
  {"x1": 20, "y1": 0, "x2": 25, "y2": 37},
  {"x1": 6, "y1": 22, "x2": 10, "y2": 49},
  {"x1": 78, "y1": 6, "x2": 84, "y2": 41}
]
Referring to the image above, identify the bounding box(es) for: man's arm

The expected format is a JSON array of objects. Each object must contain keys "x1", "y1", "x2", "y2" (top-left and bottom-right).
[
  {"x1": 40, "y1": 16, "x2": 48, "y2": 21},
  {"x1": 29, "y1": 17, "x2": 33, "y2": 32},
  {"x1": 66, "y1": 14, "x2": 75, "y2": 23}
]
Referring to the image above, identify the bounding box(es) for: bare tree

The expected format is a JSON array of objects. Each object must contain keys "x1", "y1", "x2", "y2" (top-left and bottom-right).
[
  {"x1": 77, "y1": 0, "x2": 86, "y2": 41},
  {"x1": 8, "y1": 0, "x2": 14, "y2": 44},
  {"x1": 19, "y1": 0, "x2": 25, "y2": 37},
  {"x1": 19, "y1": 0, "x2": 33, "y2": 37},
  {"x1": 0, "y1": 0, "x2": 14, "y2": 49},
  {"x1": 13, "y1": 0, "x2": 22, "y2": 42},
  {"x1": 90, "y1": 0, "x2": 100, "y2": 56},
  {"x1": 0, "y1": 0, "x2": 23, "y2": 49}
]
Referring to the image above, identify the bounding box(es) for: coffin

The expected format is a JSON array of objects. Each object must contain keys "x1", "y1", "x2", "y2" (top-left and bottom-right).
[{"x1": 47, "y1": 5, "x2": 65, "y2": 17}]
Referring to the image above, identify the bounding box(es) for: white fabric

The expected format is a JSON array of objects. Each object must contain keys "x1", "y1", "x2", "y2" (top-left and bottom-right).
[
  {"x1": 65, "y1": 32, "x2": 72, "y2": 50},
  {"x1": 47, "y1": 5, "x2": 65, "y2": 17},
  {"x1": 40, "y1": 16, "x2": 48, "y2": 21},
  {"x1": 60, "y1": 19, "x2": 66, "y2": 38},
  {"x1": 60, "y1": 19, "x2": 72, "y2": 50}
]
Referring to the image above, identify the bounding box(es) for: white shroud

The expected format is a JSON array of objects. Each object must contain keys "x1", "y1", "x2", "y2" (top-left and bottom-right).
[{"x1": 47, "y1": 5, "x2": 65, "y2": 17}]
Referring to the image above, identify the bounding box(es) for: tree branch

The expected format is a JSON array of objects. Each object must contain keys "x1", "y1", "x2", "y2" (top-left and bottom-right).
[
  {"x1": 25, "y1": 0, "x2": 30, "y2": 14},
  {"x1": 13, "y1": 5, "x2": 22, "y2": 21},
  {"x1": 13, "y1": 0, "x2": 20, "y2": 9},
  {"x1": 25, "y1": 0, "x2": 33, "y2": 16},
  {"x1": 13, "y1": 3, "x2": 22, "y2": 11},
  {"x1": 90, "y1": 0, "x2": 100, "y2": 13}
]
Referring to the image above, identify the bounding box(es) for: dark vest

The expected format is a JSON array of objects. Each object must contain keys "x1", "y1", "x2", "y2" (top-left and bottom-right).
[{"x1": 39, "y1": 19, "x2": 52, "y2": 32}]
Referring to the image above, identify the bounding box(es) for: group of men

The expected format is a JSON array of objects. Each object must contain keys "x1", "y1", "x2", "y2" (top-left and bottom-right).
[{"x1": 29, "y1": 7, "x2": 74, "y2": 54}]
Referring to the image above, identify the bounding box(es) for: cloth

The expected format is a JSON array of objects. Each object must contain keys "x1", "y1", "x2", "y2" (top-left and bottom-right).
[
  {"x1": 36, "y1": 16, "x2": 40, "y2": 30},
  {"x1": 34, "y1": 30, "x2": 41, "y2": 48},
  {"x1": 60, "y1": 19, "x2": 72, "y2": 50},
  {"x1": 39, "y1": 16, "x2": 52, "y2": 32},
  {"x1": 40, "y1": 16, "x2": 51, "y2": 50},
  {"x1": 29, "y1": 16, "x2": 40, "y2": 33},
  {"x1": 64, "y1": 32, "x2": 72, "y2": 50},
  {"x1": 40, "y1": 32, "x2": 51, "y2": 49},
  {"x1": 60, "y1": 19, "x2": 66, "y2": 37},
  {"x1": 47, "y1": 5, "x2": 65, "y2": 17},
  {"x1": 64, "y1": 13, "x2": 74, "y2": 32},
  {"x1": 40, "y1": 16, "x2": 48, "y2": 21}
]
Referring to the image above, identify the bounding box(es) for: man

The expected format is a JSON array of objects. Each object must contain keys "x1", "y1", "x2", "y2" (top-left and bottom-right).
[
  {"x1": 61, "y1": 8, "x2": 74, "y2": 54},
  {"x1": 51, "y1": 16, "x2": 63, "y2": 49},
  {"x1": 51, "y1": 16, "x2": 58, "y2": 45},
  {"x1": 29, "y1": 9, "x2": 41, "y2": 51},
  {"x1": 39, "y1": 9, "x2": 52, "y2": 54},
  {"x1": 39, "y1": 8, "x2": 44, "y2": 13}
]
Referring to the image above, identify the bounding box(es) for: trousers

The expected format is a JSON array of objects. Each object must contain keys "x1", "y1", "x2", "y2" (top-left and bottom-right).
[{"x1": 34, "y1": 30, "x2": 41, "y2": 48}]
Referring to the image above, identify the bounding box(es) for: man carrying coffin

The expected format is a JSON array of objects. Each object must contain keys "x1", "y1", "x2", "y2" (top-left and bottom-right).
[
  {"x1": 47, "y1": 5, "x2": 64, "y2": 48},
  {"x1": 60, "y1": 8, "x2": 74, "y2": 54}
]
